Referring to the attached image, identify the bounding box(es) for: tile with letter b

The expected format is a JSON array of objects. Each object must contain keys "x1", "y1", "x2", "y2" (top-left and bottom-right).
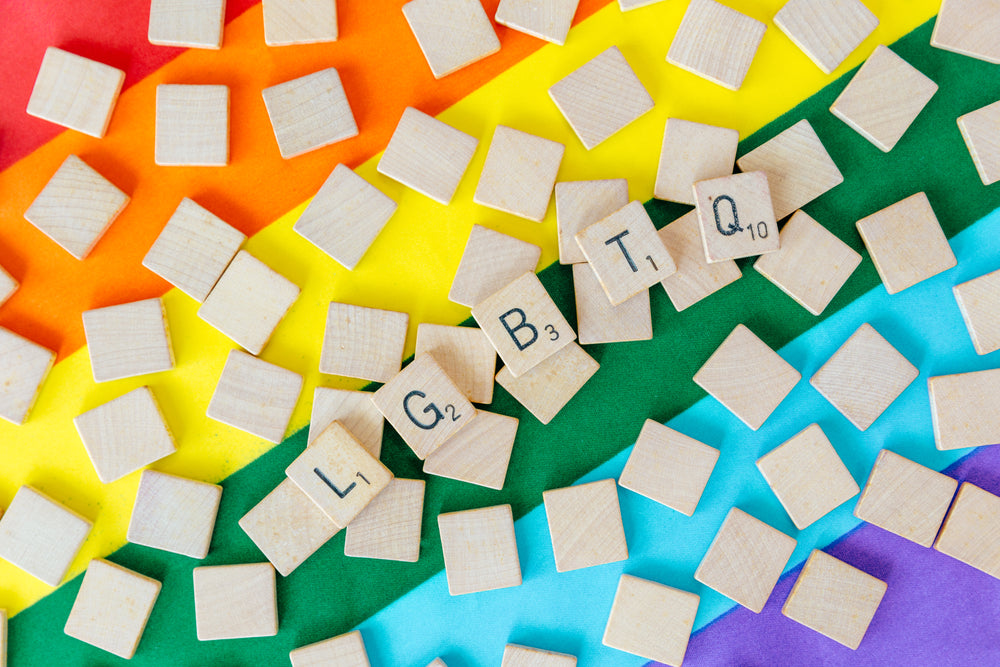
[
  {"x1": 308, "y1": 387, "x2": 384, "y2": 456},
  {"x1": 932, "y1": 0, "x2": 1000, "y2": 64},
  {"x1": 262, "y1": 68, "x2": 358, "y2": 159},
  {"x1": 263, "y1": 0, "x2": 338, "y2": 46},
  {"x1": 344, "y1": 478, "x2": 425, "y2": 562},
  {"x1": 148, "y1": 0, "x2": 225, "y2": 48},
  {"x1": 934, "y1": 482, "x2": 1000, "y2": 580},
  {"x1": 26, "y1": 47, "x2": 124, "y2": 137},
  {"x1": 573, "y1": 263, "x2": 652, "y2": 345},
  {"x1": 954, "y1": 267, "x2": 1000, "y2": 355},
  {"x1": 83, "y1": 297, "x2": 173, "y2": 382},
  {"x1": 127, "y1": 470, "x2": 222, "y2": 559},
  {"x1": 496, "y1": 341, "x2": 598, "y2": 424},
  {"x1": 555, "y1": 179, "x2": 629, "y2": 264},
  {"x1": 544, "y1": 479, "x2": 628, "y2": 572},
  {"x1": 193, "y1": 563, "x2": 278, "y2": 640},
  {"x1": 415, "y1": 323, "x2": 497, "y2": 404},
  {"x1": 290, "y1": 630, "x2": 370, "y2": 667},
  {"x1": 657, "y1": 210, "x2": 741, "y2": 312},
  {"x1": 958, "y1": 100, "x2": 1000, "y2": 186},
  {"x1": 654, "y1": 118, "x2": 738, "y2": 205},
  {"x1": 693, "y1": 171, "x2": 779, "y2": 263},
  {"x1": 423, "y1": 409, "x2": 518, "y2": 490},
  {"x1": 320, "y1": 302, "x2": 409, "y2": 383},
  {"x1": 501, "y1": 643, "x2": 577, "y2": 666},
  {"x1": 929, "y1": 367, "x2": 1000, "y2": 450},
  {"x1": 0, "y1": 327, "x2": 55, "y2": 425},
  {"x1": 666, "y1": 0, "x2": 766, "y2": 91},
  {"x1": 474, "y1": 125, "x2": 565, "y2": 222},
  {"x1": 438, "y1": 504, "x2": 522, "y2": 595},
  {"x1": 449, "y1": 225, "x2": 542, "y2": 307},
  {"x1": 495, "y1": 0, "x2": 579, "y2": 45},
  {"x1": 773, "y1": 0, "x2": 878, "y2": 74},
  {"x1": 154, "y1": 84, "x2": 229, "y2": 166},
  {"x1": 602, "y1": 574, "x2": 698, "y2": 666},
  {"x1": 403, "y1": 0, "x2": 501, "y2": 78}
]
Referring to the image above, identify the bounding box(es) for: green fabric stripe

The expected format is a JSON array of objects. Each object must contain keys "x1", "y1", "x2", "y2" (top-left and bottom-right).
[{"x1": 11, "y1": 18, "x2": 1000, "y2": 664}]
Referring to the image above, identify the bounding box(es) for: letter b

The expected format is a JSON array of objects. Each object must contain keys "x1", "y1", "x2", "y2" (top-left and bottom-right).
[{"x1": 499, "y1": 308, "x2": 538, "y2": 351}]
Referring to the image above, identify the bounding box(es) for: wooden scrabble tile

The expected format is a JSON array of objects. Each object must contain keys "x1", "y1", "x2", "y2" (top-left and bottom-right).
[
  {"x1": 0, "y1": 327, "x2": 55, "y2": 425},
  {"x1": 693, "y1": 324, "x2": 800, "y2": 430},
  {"x1": 148, "y1": 0, "x2": 225, "y2": 48},
  {"x1": 773, "y1": 0, "x2": 879, "y2": 74},
  {"x1": 830, "y1": 45, "x2": 938, "y2": 152},
  {"x1": 654, "y1": 119, "x2": 738, "y2": 205},
  {"x1": 449, "y1": 225, "x2": 543, "y2": 307},
  {"x1": 495, "y1": 0, "x2": 579, "y2": 45},
  {"x1": 856, "y1": 192, "x2": 956, "y2": 294},
  {"x1": 929, "y1": 368, "x2": 1000, "y2": 450},
  {"x1": 695, "y1": 508, "x2": 796, "y2": 613},
  {"x1": 427, "y1": 660, "x2": 447, "y2": 667},
  {"x1": 572, "y1": 263, "x2": 652, "y2": 344},
  {"x1": 319, "y1": 302, "x2": 409, "y2": 382},
  {"x1": 423, "y1": 409, "x2": 518, "y2": 489},
  {"x1": 502, "y1": 644, "x2": 577, "y2": 666},
  {"x1": 958, "y1": 100, "x2": 1000, "y2": 186},
  {"x1": 495, "y1": 341, "x2": 598, "y2": 424},
  {"x1": 781, "y1": 550, "x2": 886, "y2": 649},
  {"x1": 693, "y1": 171, "x2": 779, "y2": 263},
  {"x1": 238, "y1": 479, "x2": 340, "y2": 576},
  {"x1": 63, "y1": 559, "x2": 160, "y2": 659},
  {"x1": 127, "y1": 470, "x2": 223, "y2": 559},
  {"x1": 549, "y1": 46, "x2": 654, "y2": 150},
  {"x1": 810, "y1": 323, "x2": 918, "y2": 430},
  {"x1": 555, "y1": 180, "x2": 629, "y2": 264},
  {"x1": 263, "y1": 68, "x2": 358, "y2": 159},
  {"x1": 602, "y1": 574, "x2": 699, "y2": 666},
  {"x1": 198, "y1": 250, "x2": 301, "y2": 355},
  {"x1": 206, "y1": 349, "x2": 304, "y2": 443},
  {"x1": 344, "y1": 478, "x2": 425, "y2": 562},
  {"x1": 666, "y1": 0, "x2": 766, "y2": 90},
  {"x1": 0, "y1": 486, "x2": 92, "y2": 586},
  {"x1": 26, "y1": 47, "x2": 124, "y2": 138},
  {"x1": 754, "y1": 211, "x2": 861, "y2": 315},
  {"x1": 293, "y1": 164, "x2": 397, "y2": 270},
  {"x1": 154, "y1": 84, "x2": 229, "y2": 166},
  {"x1": 932, "y1": 0, "x2": 1000, "y2": 64},
  {"x1": 438, "y1": 504, "x2": 521, "y2": 595},
  {"x1": 403, "y1": 0, "x2": 500, "y2": 78},
  {"x1": 735, "y1": 120, "x2": 844, "y2": 220},
  {"x1": 415, "y1": 323, "x2": 497, "y2": 403},
  {"x1": 854, "y1": 449, "x2": 957, "y2": 546},
  {"x1": 263, "y1": 0, "x2": 338, "y2": 46},
  {"x1": 474, "y1": 125, "x2": 565, "y2": 221},
  {"x1": 619, "y1": 419, "x2": 718, "y2": 516},
  {"x1": 371, "y1": 353, "x2": 477, "y2": 459},
  {"x1": 575, "y1": 201, "x2": 677, "y2": 306},
  {"x1": 24, "y1": 155, "x2": 130, "y2": 260},
  {"x1": 82, "y1": 298, "x2": 173, "y2": 382},
  {"x1": 142, "y1": 198, "x2": 246, "y2": 301},
  {"x1": 286, "y1": 421, "x2": 394, "y2": 527},
  {"x1": 73, "y1": 387, "x2": 177, "y2": 484},
  {"x1": 193, "y1": 563, "x2": 278, "y2": 640},
  {"x1": 954, "y1": 267, "x2": 1000, "y2": 355},
  {"x1": 309, "y1": 387, "x2": 384, "y2": 456},
  {"x1": 543, "y1": 479, "x2": 628, "y2": 572},
  {"x1": 290, "y1": 630, "x2": 370, "y2": 667},
  {"x1": 657, "y1": 210, "x2": 741, "y2": 311},
  {"x1": 618, "y1": 0, "x2": 664, "y2": 8},
  {"x1": 934, "y1": 482, "x2": 1000, "y2": 579},
  {"x1": 0, "y1": 264, "x2": 16, "y2": 307},
  {"x1": 757, "y1": 424, "x2": 860, "y2": 529}
]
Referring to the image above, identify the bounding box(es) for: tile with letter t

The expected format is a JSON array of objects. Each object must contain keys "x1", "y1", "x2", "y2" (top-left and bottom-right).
[
  {"x1": 263, "y1": 0, "x2": 338, "y2": 46},
  {"x1": 262, "y1": 68, "x2": 358, "y2": 159},
  {"x1": 666, "y1": 0, "x2": 766, "y2": 91},
  {"x1": 449, "y1": 225, "x2": 542, "y2": 307},
  {"x1": 438, "y1": 504, "x2": 522, "y2": 595},
  {"x1": 693, "y1": 171, "x2": 779, "y2": 263},
  {"x1": 193, "y1": 563, "x2": 278, "y2": 640},
  {"x1": 544, "y1": 479, "x2": 628, "y2": 572},
  {"x1": 415, "y1": 323, "x2": 497, "y2": 404},
  {"x1": 345, "y1": 478, "x2": 425, "y2": 562},
  {"x1": 657, "y1": 210, "x2": 741, "y2": 312},
  {"x1": 555, "y1": 179, "x2": 629, "y2": 264},
  {"x1": 127, "y1": 470, "x2": 222, "y2": 559},
  {"x1": 290, "y1": 630, "x2": 370, "y2": 667},
  {"x1": 935, "y1": 482, "x2": 1000, "y2": 580},
  {"x1": 26, "y1": 47, "x2": 124, "y2": 137},
  {"x1": 496, "y1": 341, "x2": 598, "y2": 424},
  {"x1": 423, "y1": 409, "x2": 518, "y2": 490},
  {"x1": 654, "y1": 118, "x2": 738, "y2": 205},
  {"x1": 573, "y1": 263, "x2": 651, "y2": 345},
  {"x1": 0, "y1": 327, "x2": 55, "y2": 425},
  {"x1": 929, "y1": 367, "x2": 1000, "y2": 450},
  {"x1": 319, "y1": 302, "x2": 409, "y2": 383},
  {"x1": 501, "y1": 643, "x2": 577, "y2": 666},
  {"x1": 602, "y1": 574, "x2": 699, "y2": 666},
  {"x1": 82, "y1": 297, "x2": 173, "y2": 382}
]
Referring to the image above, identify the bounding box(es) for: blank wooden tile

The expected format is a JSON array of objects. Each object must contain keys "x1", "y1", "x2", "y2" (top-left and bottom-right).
[
  {"x1": 449, "y1": 225, "x2": 542, "y2": 307},
  {"x1": 932, "y1": 0, "x2": 1000, "y2": 64},
  {"x1": 782, "y1": 550, "x2": 886, "y2": 649},
  {"x1": 667, "y1": 0, "x2": 766, "y2": 91},
  {"x1": 695, "y1": 508, "x2": 796, "y2": 613},
  {"x1": 198, "y1": 250, "x2": 300, "y2": 355},
  {"x1": 958, "y1": 100, "x2": 1000, "y2": 186},
  {"x1": 127, "y1": 470, "x2": 222, "y2": 559},
  {"x1": 344, "y1": 478, "x2": 424, "y2": 562},
  {"x1": 619, "y1": 419, "x2": 718, "y2": 516},
  {"x1": 754, "y1": 211, "x2": 861, "y2": 315},
  {"x1": 263, "y1": 0, "x2": 338, "y2": 46},
  {"x1": 308, "y1": 387, "x2": 384, "y2": 456},
  {"x1": 757, "y1": 424, "x2": 860, "y2": 529},
  {"x1": 810, "y1": 323, "x2": 918, "y2": 430},
  {"x1": 0, "y1": 486, "x2": 92, "y2": 586},
  {"x1": 929, "y1": 368, "x2": 1000, "y2": 450},
  {"x1": 774, "y1": 0, "x2": 879, "y2": 74},
  {"x1": 26, "y1": 47, "x2": 124, "y2": 138},
  {"x1": 149, "y1": 0, "x2": 225, "y2": 48},
  {"x1": 549, "y1": 46, "x2": 654, "y2": 150},
  {"x1": 438, "y1": 504, "x2": 521, "y2": 595},
  {"x1": 830, "y1": 45, "x2": 938, "y2": 152},
  {"x1": 693, "y1": 171, "x2": 779, "y2": 263},
  {"x1": 694, "y1": 324, "x2": 800, "y2": 430},
  {"x1": 496, "y1": 341, "x2": 598, "y2": 424},
  {"x1": 573, "y1": 263, "x2": 652, "y2": 344},
  {"x1": 543, "y1": 479, "x2": 628, "y2": 572},
  {"x1": 415, "y1": 323, "x2": 497, "y2": 403},
  {"x1": 193, "y1": 563, "x2": 278, "y2": 640},
  {"x1": 155, "y1": 84, "x2": 229, "y2": 166},
  {"x1": 207, "y1": 349, "x2": 304, "y2": 443},
  {"x1": 474, "y1": 125, "x2": 565, "y2": 221},
  {"x1": 64, "y1": 559, "x2": 160, "y2": 659},
  {"x1": 954, "y1": 268, "x2": 1000, "y2": 355},
  {"x1": 602, "y1": 574, "x2": 699, "y2": 666},
  {"x1": 286, "y1": 421, "x2": 394, "y2": 527},
  {"x1": 575, "y1": 201, "x2": 676, "y2": 306},
  {"x1": 83, "y1": 298, "x2": 173, "y2": 382},
  {"x1": 423, "y1": 409, "x2": 518, "y2": 489},
  {"x1": 263, "y1": 68, "x2": 357, "y2": 159},
  {"x1": 427, "y1": 660, "x2": 447, "y2": 667},
  {"x1": 290, "y1": 630, "x2": 369, "y2": 667},
  {"x1": 555, "y1": 179, "x2": 629, "y2": 264},
  {"x1": 403, "y1": 0, "x2": 500, "y2": 78},
  {"x1": 854, "y1": 449, "x2": 957, "y2": 546},
  {"x1": 657, "y1": 210, "x2": 741, "y2": 312},
  {"x1": 495, "y1": 0, "x2": 579, "y2": 45},
  {"x1": 24, "y1": 155, "x2": 130, "y2": 260},
  {"x1": 320, "y1": 302, "x2": 409, "y2": 382},
  {"x1": 0, "y1": 265, "x2": 16, "y2": 307},
  {"x1": 856, "y1": 192, "x2": 956, "y2": 294},
  {"x1": 655, "y1": 119, "x2": 738, "y2": 205},
  {"x1": 238, "y1": 479, "x2": 340, "y2": 576},
  {"x1": 736, "y1": 120, "x2": 844, "y2": 220},
  {"x1": 0, "y1": 327, "x2": 55, "y2": 425},
  {"x1": 502, "y1": 644, "x2": 577, "y2": 666},
  {"x1": 143, "y1": 198, "x2": 246, "y2": 302},
  {"x1": 934, "y1": 482, "x2": 1000, "y2": 579},
  {"x1": 293, "y1": 164, "x2": 397, "y2": 270},
  {"x1": 74, "y1": 386, "x2": 176, "y2": 484},
  {"x1": 371, "y1": 353, "x2": 477, "y2": 460}
]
